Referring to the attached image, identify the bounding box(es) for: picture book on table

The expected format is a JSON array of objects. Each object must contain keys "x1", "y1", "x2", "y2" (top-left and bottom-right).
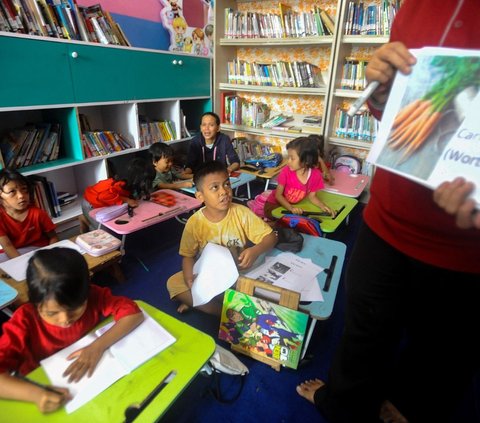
[
  {"x1": 219, "y1": 289, "x2": 308, "y2": 369},
  {"x1": 367, "y1": 47, "x2": 480, "y2": 205}
]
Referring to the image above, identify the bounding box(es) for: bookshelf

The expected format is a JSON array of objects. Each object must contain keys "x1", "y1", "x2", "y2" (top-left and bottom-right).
[
  {"x1": 0, "y1": 32, "x2": 211, "y2": 228},
  {"x1": 213, "y1": 0, "x2": 341, "y2": 153},
  {"x1": 324, "y1": 0, "x2": 400, "y2": 164}
]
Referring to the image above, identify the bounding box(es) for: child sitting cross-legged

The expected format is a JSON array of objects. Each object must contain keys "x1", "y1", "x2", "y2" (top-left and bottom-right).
[
  {"x1": 167, "y1": 161, "x2": 277, "y2": 315},
  {"x1": 148, "y1": 142, "x2": 193, "y2": 190},
  {"x1": 0, "y1": 169, "x2": 59, "y2": 263},
  {"x1": 0, "y1": 247, "x2": 144, "y2": 413}
]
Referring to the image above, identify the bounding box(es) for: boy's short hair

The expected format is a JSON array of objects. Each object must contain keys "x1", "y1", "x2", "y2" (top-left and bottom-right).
[
  {"x1": 0, "y1": 168, "x2": 30, "y2": 192},
  {"x1": 201, "y1": 111, "x2": 221, "y2": 126},
  {"x1": 27, "y1": 247, "x2": 90, "y2": 309},
  {"x1": 148, "y1": 142, "x2": 174, "y2": 163},
  {"x1": 193, "y1": 161, "x2": 228, "y2": 190},
  {"x1": 286, "y1": 137, "x2": 319, "y2": 169}
]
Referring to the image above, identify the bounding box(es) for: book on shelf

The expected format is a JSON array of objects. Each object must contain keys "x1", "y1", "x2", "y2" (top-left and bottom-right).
[
  {"x1": 41, "y1": 310, "x2": 176, "y2": 413},
  {"x1": 262, "y1": 114, "x2": 293, "y2": 129},
  {"x1": 28, "y1": 174, "x2": 59, "y2": 218},
  {"x1": 219, "y1": 289, "x2": 308, "y2": 370},
  {"x1": 368, "y1": 47, "x2": 480, "y2": 204}
]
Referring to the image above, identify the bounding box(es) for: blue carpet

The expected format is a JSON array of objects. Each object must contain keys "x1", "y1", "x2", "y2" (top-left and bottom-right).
[{"x1": 96, "y1": 181, "x2": 363, "y2": 423}]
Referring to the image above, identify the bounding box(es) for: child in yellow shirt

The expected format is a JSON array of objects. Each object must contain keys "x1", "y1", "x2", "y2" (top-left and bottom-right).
[{"x1": 167, "y1": 161, "x2": 277, "y2": 315}]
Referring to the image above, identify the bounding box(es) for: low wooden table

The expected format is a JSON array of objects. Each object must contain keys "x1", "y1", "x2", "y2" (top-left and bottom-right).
[{"x1": 0, "y1": 239, "x2": 123, "y2": 307}]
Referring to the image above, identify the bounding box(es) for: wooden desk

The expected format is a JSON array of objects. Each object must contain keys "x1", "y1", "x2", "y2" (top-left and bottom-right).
[
  {"x1": 91, "y1": 189, "x2": 201, "y2": 253},
  {"x1": 0, "y1": 245, "x2": 122, "y2": 307},
  {"x1": 239, "y1": 158, "x2": 287, "y2": 190},
  {"x1": 272, "y1": 190, "x2": 358, "y2": 235},
  {"x1": 0, "y1": 301, "x2": 215, "y2": 423}
]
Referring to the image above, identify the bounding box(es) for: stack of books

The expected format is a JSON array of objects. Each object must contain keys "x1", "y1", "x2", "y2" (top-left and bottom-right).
[{"x1": 81, "y1": 131, "x2": 133, "y2": 158}]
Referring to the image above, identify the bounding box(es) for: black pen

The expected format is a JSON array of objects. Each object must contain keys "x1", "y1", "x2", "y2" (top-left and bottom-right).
[{"x1": 11, "y1": 370, "x2": 64, "y2": 396}]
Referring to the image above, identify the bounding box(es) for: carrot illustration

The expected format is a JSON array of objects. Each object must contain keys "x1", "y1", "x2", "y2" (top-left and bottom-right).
[
  {"x1": 388, "y1": 100, "x2": 431, "y2": 142},
  {"x1": 397, "y1": 111, "x2": 442, "y2": 163},
  {"x1": 391, "y1": 98, "x2": 422, "y2": 129},
  {"x1": 389, "y1": 107, "x2": 432, "y2": 149}
]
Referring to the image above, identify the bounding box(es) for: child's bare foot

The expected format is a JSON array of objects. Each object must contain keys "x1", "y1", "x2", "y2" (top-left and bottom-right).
[
  {"x1": 379, "y1": 400, "x2": 409, "y2": 423},
  {"x1": 296, "y1": 378, "x2": 325, "y2": 404},
  {"x1": 177, "y1": 303, "x2": 190, "y2": 313}
]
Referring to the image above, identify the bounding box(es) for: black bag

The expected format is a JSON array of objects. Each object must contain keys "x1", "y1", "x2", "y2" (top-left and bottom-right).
[{"x1": 274, "y1": 227, "x2": 304, "y2": 252}]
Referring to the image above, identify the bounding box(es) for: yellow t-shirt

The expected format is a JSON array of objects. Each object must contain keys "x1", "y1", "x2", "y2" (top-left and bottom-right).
[{"x1": 179, "y1": 203, "x2": 273, "y2": 258}]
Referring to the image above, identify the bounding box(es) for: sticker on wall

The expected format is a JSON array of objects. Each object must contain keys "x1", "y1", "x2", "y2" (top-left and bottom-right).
[{"x1": 159, "y1": 0, "x2": 214, "y2": 57}]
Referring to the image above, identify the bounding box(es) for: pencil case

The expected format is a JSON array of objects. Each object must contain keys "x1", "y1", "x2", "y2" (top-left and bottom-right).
[
  {"x1": 75, "y1": 229, "x2": 121, "y2": 257},
  {"x1": 94, "y1": 204, "x2": 128, "y2": 223}
]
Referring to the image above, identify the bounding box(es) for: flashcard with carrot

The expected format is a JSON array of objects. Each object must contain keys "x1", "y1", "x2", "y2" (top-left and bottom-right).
[{"x1": 368, "y1": 47, "x2": 480, "y2": 203}]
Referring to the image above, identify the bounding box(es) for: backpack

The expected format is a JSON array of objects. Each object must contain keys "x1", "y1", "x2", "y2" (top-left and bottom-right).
[
  {"x1": 84, "y1": 178, "x2": 130, "y2": 208},
  {"x1": 275, "y1": 214, "x2": 322, "y2": 237},
  {"x1": 247, "y1": 190, "x2": 272, "y2": 219},
  {"x1": 333, "y1": 154, "x2": 362, "y2": 174}
]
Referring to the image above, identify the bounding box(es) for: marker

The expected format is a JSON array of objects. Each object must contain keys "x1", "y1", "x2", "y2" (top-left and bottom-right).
[
  {"x1": 124, "y1": 370, "x2": 177, "y2": 423},
  {"x1": 11, "y1": 370, "x2": 65, "y2": 397},
  {"x1": 347, "y1": 81, "x2": 380, "y2": 117}
]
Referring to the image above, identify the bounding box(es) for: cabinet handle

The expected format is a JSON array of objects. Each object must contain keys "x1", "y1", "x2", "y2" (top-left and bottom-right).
[
  {"x1": 178, "y1": 60, "x2": 183, "y2": 66},
  {"x1": 71, "y1": 51, "x2": 78, "y2": 59},
  {"x1": 172, "y1": 59, "x2": 178, "y2": 65}
]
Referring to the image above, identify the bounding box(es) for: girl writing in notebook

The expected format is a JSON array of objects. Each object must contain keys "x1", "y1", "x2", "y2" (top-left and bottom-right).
[
  {"x1": 0, "y1": 248, "x2": 143, "y2": 413},
  {"x1": 263, "y1": 137, "x2": 335, "y2": 220}
]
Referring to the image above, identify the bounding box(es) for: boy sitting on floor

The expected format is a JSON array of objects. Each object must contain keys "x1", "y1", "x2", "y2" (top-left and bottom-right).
[{"x1": 167, "y1": 161, "x2": 277, "y2": 315}]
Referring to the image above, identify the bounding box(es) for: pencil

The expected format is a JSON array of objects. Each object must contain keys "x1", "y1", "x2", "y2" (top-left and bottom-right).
[
  {"x1": 347, "y1": 81, "x2": 380, "y2": 117},
  {"x1": 11, "y1": 370, "x2": 64, "y2": 396}
]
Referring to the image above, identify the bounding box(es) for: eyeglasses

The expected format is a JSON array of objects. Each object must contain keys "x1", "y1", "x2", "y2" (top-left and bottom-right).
[{"x1": 1, "y1": 186, "x2": 29, "y2": 198}]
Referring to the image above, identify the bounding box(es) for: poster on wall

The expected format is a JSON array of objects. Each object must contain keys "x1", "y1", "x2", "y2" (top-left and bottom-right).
[{"x1": 160, "y1": 0, "x2": 213, "y2": 57}]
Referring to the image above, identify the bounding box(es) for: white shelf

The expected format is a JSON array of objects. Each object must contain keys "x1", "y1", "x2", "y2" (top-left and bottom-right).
[
  {"x1": 219, "y1": 36, "x2": 334, "y2": 46},
  {"x1": 341, "y1": 35, "x2": 389, "y2": 44},
  {"x1": 221, "y1": 123, "x2": 301, "y2": 139},
  {"x1": 52, "y1": 199, "x2": 82, "y2": 225},
  {"x1": 334, "y1": 89, "x2": 364, "y2": 98},
  {"x1": 219, "y1": 83, "x2": 327, "y2": 96},
  {"x1": 328, "y1": 136, "x2": 373, "y2": 150}
]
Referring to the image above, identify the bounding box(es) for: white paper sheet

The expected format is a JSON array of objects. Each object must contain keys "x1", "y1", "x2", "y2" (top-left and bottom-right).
[
  {"x1": 0, "y1": 239, "x2": 84, "y2": 281},
  {"x1": 191, "y1": 243, "x2": 239, "y2": 307},
  {"x1": 41, "y1": 311, "x2": 176, "y2": 413},
  {"x1": 245, "y1": 253, "x2": 324, "y2": 302}
]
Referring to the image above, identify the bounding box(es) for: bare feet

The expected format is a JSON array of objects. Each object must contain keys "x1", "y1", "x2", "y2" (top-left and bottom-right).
[
  {"x1": 177, "y1": 303, "x2": 190, "y2": 313},
  {"x1": 296, "y1": 378, "x2": 325, "y2": 404},
  {"x1": 379, "y1": 400, "x2": 409, "y2": 423}
]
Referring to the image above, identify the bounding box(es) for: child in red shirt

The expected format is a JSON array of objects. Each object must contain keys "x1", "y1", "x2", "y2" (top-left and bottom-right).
[
  {"x1": 0, "y1": 247, "x2": 143, "y2": 413},
  {"x1": 0, "y1": 169, "x2": 58, "y2": 263}
]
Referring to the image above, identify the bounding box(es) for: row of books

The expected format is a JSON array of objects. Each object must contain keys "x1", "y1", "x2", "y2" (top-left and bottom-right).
[
  {"x1": 333, "y1": 106, "x2": 377, "y2": 142},
  {"x1": 224, "y1": 5, "x2": 335, "y2": 39},
  {"x1": 27, "y1": 175, "x2": 77, "y2": 219},
  {"x1": 0, "y1": 123, "x2": 61, "y2": 170},
  {"x1": 0, "y1": 0, "x2": 130, "y2": 46},
  {"x1": 227, "y1": 59, "x2": 324, "y2": 88},
  {"x1": 81, "y1": 130, "x2": 133, "y2": 158},
  {"x1": 139, "y1": 119, "x2": 177, "y2": 146},
  {"x1": 223, "y1": 95, "x2": 270, "y2": 128},
  {"x1": 344, "y1": 0, "x2": 401, "y2": 36},
  {"x1": 340, "y1": 59, "x2": 368, "y2": 91},
  {"x1": 233, "y1": 137, "x2": 277, "y2": 164}
]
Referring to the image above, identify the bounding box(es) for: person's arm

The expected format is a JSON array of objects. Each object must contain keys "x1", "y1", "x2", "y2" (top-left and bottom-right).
[
  {"x1": 46, "y1": 230, "x2": 59, "y2": 245},
  {"x1": 62, "y1": 312, "x2": 144, "y2": 383},
  {"x1": 182, "y1": 256, "x2": 196, "y2": 288},
  {"x1": 308, "y1": 191, "x2": 335, "y2": 217},
  {"x1": 318, "y1": 157, "x2": 334, "y2": 185},
  {"x1": 0, "y1": 235, "x2": 20, "y2": 259},
  {"x1": 275, "y1": 184, "x2": 302, "y2": 215},
  {"x1": 0, "y1": 372, "x2": 70, "y2": 413},
  {"x1": 433, "y1": 177, "x2": 480, "y2": 230},
  {"x1": 365, "y1": 41, "x2": 417, "y2": 116},
  {"x1": 237, "y1": 231, "x2": 277, "y2": 270},
  {"x1": 155, "y1": 181, "x2": 194, "y2": 190}
]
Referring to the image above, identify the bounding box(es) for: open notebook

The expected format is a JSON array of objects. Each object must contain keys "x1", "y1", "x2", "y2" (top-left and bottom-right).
[{"x1": 41, "y1": 310, "x2": 176, "y2": 413}]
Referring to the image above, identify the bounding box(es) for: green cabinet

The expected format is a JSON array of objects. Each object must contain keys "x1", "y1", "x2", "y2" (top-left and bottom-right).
[{"x1": 0, "y1": 36, "x2": 75, "y2": 107}]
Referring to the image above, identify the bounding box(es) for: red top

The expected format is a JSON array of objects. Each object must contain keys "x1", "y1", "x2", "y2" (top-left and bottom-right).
[
  {"x1": 365, "y1": 0, "x2": 480, "y2": 273},
  {"x1": 0, "y1": 206, "x2": 56, "y2": 251},
  {"x1": 0, "y1": 285, "x2": 141, "y2": 375},
  {"x1": 83, "y1": 178, "x2": 131, "y2": 208}
]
